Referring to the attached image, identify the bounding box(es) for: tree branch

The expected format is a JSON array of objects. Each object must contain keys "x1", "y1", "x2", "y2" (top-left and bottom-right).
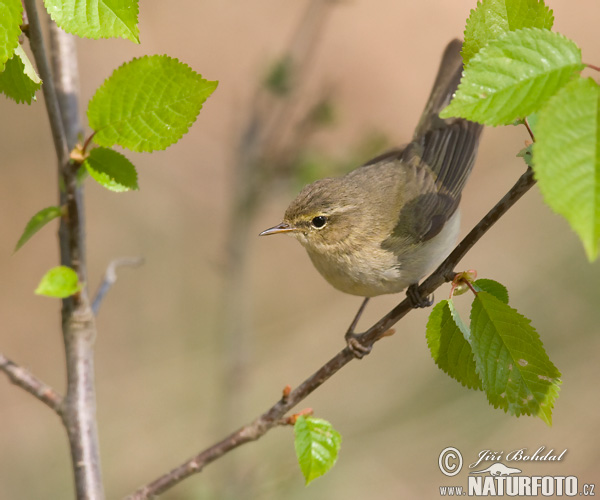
[
  {"x1": 50, "y1": 29, "x2": 105, "y2": 500},
  {"x1": 48, "y1": 22, "x2": 88, "y2": 283},
  {"x1": 0, "y1": 354, "x2": 63, "y2": 414},
  {"x1": 61, "y1": 303, "x2": 103, "y2": 500},
  {"x1": 22, "y1": 0, "x2": 69, "y2": 168},
  {"x1": 23, "y1": 2, "x2": 105, "y2": 499},
  {"x1": 214, "y1": 2, "x2": 337, "y2": 494},
  {"x1": 126, "y1": 166, "x2": 536, "y2": 499},
  {"x1": 355, "y1": 167, "x2": 536, "y2": 349},
  {"x1": 92, "y1": 257, "x2": 144, "y2": 315},
  {"x1": 48, "y1": 22, "x2": 82, "y2": 148}
]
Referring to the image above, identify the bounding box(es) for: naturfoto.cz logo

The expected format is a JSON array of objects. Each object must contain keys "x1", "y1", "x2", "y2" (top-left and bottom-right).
[{"x1": 437, "y1": 446, "x2": 595, "y2": 497}]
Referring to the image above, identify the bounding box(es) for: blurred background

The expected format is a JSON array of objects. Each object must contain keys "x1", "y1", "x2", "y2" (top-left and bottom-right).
[{"x1": 1, "y1": 0, "x2": 599, "y2": 498}]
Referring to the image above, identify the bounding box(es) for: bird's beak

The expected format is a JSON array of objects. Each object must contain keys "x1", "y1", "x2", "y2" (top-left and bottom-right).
[{"x1": 259, "y1": 222, "x2": 295, "y2": 236}]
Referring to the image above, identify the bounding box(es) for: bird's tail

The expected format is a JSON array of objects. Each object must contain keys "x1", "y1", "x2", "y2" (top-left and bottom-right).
[
  {"x1": 410, "y1": 39, "x2": 483, "y2": 200},
  {"x1": 414, "y1": 39, "x2": 467, "y2": 139}
]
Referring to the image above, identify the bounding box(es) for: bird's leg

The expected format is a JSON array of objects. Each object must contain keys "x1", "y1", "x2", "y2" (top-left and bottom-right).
[
  {"x1": 345, "y1": 297, "x2": 372, "y2": 359},
  {"x1": 406, "y1": 283, "x2": 434, "y2": 308}
]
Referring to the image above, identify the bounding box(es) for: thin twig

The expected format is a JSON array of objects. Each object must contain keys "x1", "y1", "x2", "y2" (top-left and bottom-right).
[
  {"x1": 126, "y1": 167, "x2": 537, "y2": 499},
  {"x1": 0, "y1": 354, "x2": 63, "y2": 414},
  {"x1": 585, "y1": 62, "x2": 600, "y2": 72},
  {"x1": 92, "y1": 257, "x2": 144, "y2": 315},
  {"x1": 82, "y1": 132, "x2": 96, "y2": 156},
  {"x1": 22, "y1": 0, "x2": 69, "y2": 169},
  {"x1": 524, "y1": 117, "x2": 535, "y2": 142},
  {"x1": 259, "y1": 0, "x2": 336, "y2": 159},
  {"x1": 358, "y1": 168, "x2": 538, "y2": 349},
  {"x1": 214, "y1": 2, "x2": 338, "y2": 494}
]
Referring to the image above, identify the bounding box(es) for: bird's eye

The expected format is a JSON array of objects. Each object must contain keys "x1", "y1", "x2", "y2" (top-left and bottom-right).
[{"x1": 311, "y1": 215, "x2": 328, "y2": 229}]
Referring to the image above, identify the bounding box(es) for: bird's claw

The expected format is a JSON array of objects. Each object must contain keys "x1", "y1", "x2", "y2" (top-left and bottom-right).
[
  {"x1": 345, "y1": 332, "x2": 372, "y2": 359},
  {"x1": 407, "y1": 284, "x2": 434, "y2": 308}
]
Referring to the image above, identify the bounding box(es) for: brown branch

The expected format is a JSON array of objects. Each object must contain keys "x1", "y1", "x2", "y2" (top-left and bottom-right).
[
  {"x1": 60, "y1": 303, "x2": 103, "y2": 500},
  {"x1": 0, "y1": 354, "x2": 63, "y2": 414},
  {"x1": 48, "y1": 23, "x2": 82, "y2": 149},
  {"x1": 23, "y1": 2, "x2": 104, "y2": 499},
  {"x1": 92, "y1": 257, "x2": 144, "y2": 315},
  {"x1": 126, "y1": 166, "x2": 537, "y2": 499},
  {"x1": 48, "y1": 22, "x2": 89, "y2": 285},
  {"x1": 22, "y1": 0, "x2": 69, "y2": 168},
  {"x1": 50, "y1": 29, "x2": 105, "y2": 500}
]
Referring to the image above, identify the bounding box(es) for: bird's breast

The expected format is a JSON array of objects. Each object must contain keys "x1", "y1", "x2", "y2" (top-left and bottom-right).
[{"x1": 304, "y1": 210, "x2": 460, "y2": 297}]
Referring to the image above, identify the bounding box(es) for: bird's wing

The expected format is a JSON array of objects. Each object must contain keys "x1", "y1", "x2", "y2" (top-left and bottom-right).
[
  {"x1": 383, "y1": 119, "x2": 481, "y2": 245},
  {"x1": 383, "y1": 158, "x2": 455, "y2": 246},
  {"x1": 387, "y1": 38, "x2": 483, "y2": 245},
  {"x1": 415, "y1": 119, "x2": 482, "y2": 205},
  {"x1": 373, "y1": 39, "x2": 483, "y2": 247}
]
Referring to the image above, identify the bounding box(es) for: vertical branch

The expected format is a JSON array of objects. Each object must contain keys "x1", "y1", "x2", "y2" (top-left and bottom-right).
[
  {"x1": 61, "y1": 304, "x2": 103, "y2": 500},
  {"x1": 48, "y1": 23, "x2": 82, "y2": 147},
  {"x1": 48, "y1": 23, "x2": 87, "y2": 281},
  {"x1": 220, "y1": 0, "x2": 337, "y2": 388},
  {"x1": 51, "y1": 28, "x2": 104, "y2": 500},
  {"x1": 23, "y1": 2, "x2": 104, "y2": 499},
  {"x1": 215, "y1": 2, "x2": 336, "y2": 492},
  {"x1": 256, "y1": 0, "x2": 335, "y2": 159},
  {"x1": 22, "y1": 0, "x2": 69, "y2": 166}
]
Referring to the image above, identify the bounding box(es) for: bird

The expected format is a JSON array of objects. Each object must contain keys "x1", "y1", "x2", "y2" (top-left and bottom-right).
[{"x1": 260, "y1": 39, "x2": 482, "y2": 357}]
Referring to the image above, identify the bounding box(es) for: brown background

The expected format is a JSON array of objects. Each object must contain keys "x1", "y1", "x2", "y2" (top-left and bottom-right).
[{"x1": 1, "y1": 1, "x2": 599, "y2": 498}]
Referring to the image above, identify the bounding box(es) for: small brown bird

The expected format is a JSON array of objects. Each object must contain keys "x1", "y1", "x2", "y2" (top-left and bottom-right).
[{"x1": 260, "y1": 40, "x2": 482, "y2": 356}]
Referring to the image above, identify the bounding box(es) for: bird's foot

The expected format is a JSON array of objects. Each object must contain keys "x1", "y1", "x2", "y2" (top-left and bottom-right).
[
  {"x1": 344, "y1": 297, "x2": 372, "y2": 359},
  {"x1": 406, "y1": 283, "x2": 434, "y2": 308},
  {"x1": 345, "y1": 331, "x2": 372, "y2": 359}
]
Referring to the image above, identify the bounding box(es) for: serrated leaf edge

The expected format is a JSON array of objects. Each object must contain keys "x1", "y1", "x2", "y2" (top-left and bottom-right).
[{"x1": 470, "y1": 292, "x2": 561, "y2": 425}]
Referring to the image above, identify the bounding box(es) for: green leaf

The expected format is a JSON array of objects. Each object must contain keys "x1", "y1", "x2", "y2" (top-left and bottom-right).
[
  {"x1": 35, "y1": 266, "x2": 82, "y2": 298},
  {"x1": 0, "y1": 0, "x2": 21, "y2": 72},
  {"x1": 264, "y1": 56, "x2": 293, "y2": 96},
  {"x1": 83, "y1": 147, "x2": 138, "y2": 192},
  {"x1": 441, "y1": 28, "x2": 584, "y2": 126},
  {"x1": 473, "y1": 278, "x2": 509, "y2": 304},
  {"x1": 533, "y1": 77, "x2": 600, "y2": 260},
  {"x1": 0, "y1": 45, "x2": 42, "y2": 104},
  {"x1": 15, "y1": 206, "x2": 63, "y2": 252},
  {"x1": 462, "y1": 0, "x2": 554, "y2": 65},
  {"x1": 516, "y1": 143, "x2": 534, "y2": 167},
  {"x1": 87, "y1": 55, "x2": 218, "y2": 152},
  {"x1": 426, "y1": 300, "x2": 482, "y2": 390},
  {"x1": 43, "y1": 0, "x2": 139, "y2": 43},
  {"x1": 294, "y1": 416, "x2": 341, "y2": 485},
  {"x1": 470, "y1": 291, "x2": 561, "y2": 425},
  {"x1": 525, "y1": 112, "x2": 539, "y2": 133}
]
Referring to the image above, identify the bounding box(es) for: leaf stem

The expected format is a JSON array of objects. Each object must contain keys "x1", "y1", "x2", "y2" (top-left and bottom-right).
[
  {"x1": 82, "y1": 131, "x2": 96, "y2": 156},
  {"x1": 465, "y1": 279, "x2": 479, "y2": 296},
  {"x1": 585, "y1": 62, "x2": 600, "y2": 72},
  {"x1": 524, "y1": 117, "x2": 535, "y2": 142}
]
